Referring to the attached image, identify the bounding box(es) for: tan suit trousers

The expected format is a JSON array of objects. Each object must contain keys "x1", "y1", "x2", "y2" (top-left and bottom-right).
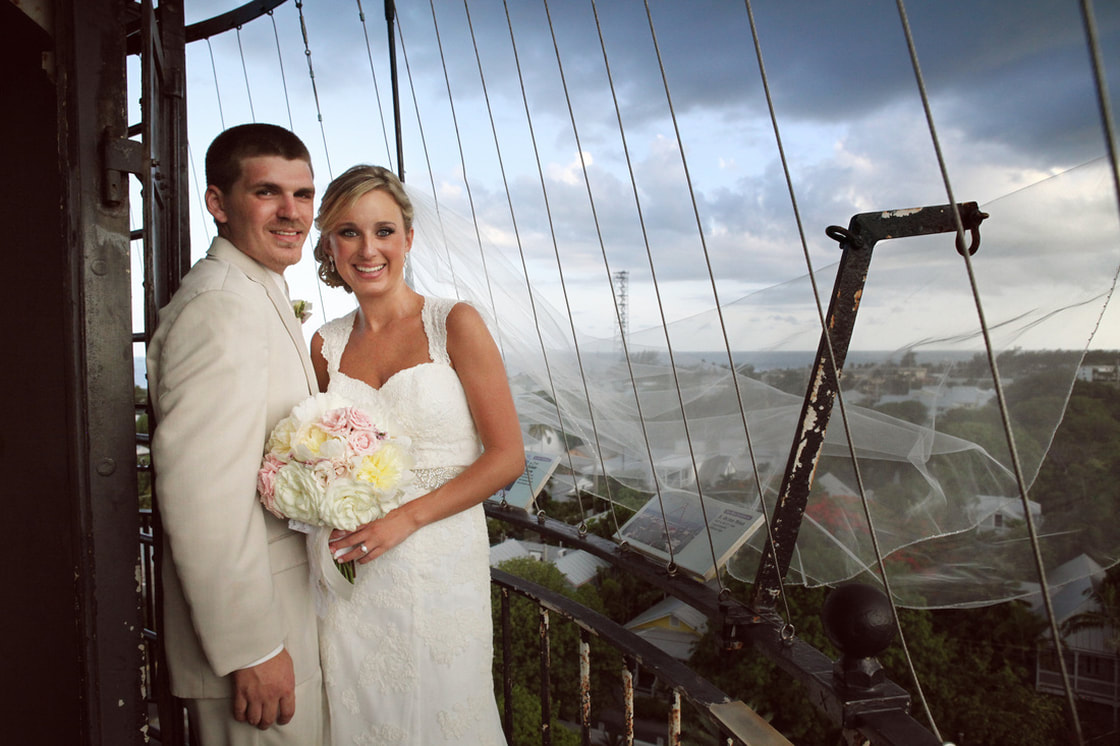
[{"x1": 184, "y1": 670, "x2": 328, "y2": 746}]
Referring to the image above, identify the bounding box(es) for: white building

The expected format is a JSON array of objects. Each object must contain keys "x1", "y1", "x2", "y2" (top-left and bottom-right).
[{"x1": 1027, "y1": 554, "x2": 1120, "y2": 707}]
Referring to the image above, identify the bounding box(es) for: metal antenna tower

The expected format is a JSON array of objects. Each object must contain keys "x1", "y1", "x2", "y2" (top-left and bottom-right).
[{"x1": 612, "y1": 269, "x2": 629, "y2": 354}]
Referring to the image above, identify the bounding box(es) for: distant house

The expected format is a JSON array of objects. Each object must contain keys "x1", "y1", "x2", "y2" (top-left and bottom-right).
[
  {"x1": 1027, "y1": 554, "x2": 1120, "y2": 707},
  {"x1": 651, "y1": 454, "x2": 698, "y2": 490},
  {"x1": 968, "y1": 494, "x2": 1042, "y2": 535},
  {"x1": 554, "y1": 548, "x2": 610, "y2": 588},
  {"x1": 697, "y1": 454, "x2": 737, "y2": 485},
  {"x1": 625, "y1": 595, "x2": 709, "y2": 662},
  {"x1": 1076, "y1": 364, "x2": 1120, "y2": 383},
  {"x1": 815, "y1": 471, "x2": 857, "y2": 499},
  {"x1": 489, "y1": 537, "x2": 609, "y2": 588},
  {"x1": 521, "y1": 424, "x2": 568, "y2": 458},
  {"x1": 490, "y1": 537, "x2": 536, "y2": 566},
  {"x1": 624, "y1": 595, "x2": 710, "y2": 695},
  {"x1": 876, "y1": 384, "x2": 995, "y2": 415}
]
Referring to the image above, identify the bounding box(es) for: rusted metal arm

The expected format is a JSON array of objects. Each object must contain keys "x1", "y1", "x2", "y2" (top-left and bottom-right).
[{"x1": 749, "y1": 202, "x2": 989, "y2": 610}]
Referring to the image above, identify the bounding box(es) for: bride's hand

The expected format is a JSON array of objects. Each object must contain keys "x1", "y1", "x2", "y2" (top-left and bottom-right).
[
  {"x1": 328, "y1": 507, "x2": 419, "y2": 564},
  {"x1": 328, "y1": 527, "x2": 353, "y2": 543},
  {"x1": 327, "y1": 529, "x2": 363, "y2": 563}
]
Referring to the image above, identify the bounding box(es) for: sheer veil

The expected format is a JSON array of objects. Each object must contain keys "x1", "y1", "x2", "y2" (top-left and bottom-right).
[{"x1": 402, "y1": 181, "x2": 1117, "y2": 610}]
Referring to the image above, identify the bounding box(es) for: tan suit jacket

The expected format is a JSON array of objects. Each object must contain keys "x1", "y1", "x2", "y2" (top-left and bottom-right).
[{"x1": 147, "y1": 238, "x2": 321, "y2": 708}]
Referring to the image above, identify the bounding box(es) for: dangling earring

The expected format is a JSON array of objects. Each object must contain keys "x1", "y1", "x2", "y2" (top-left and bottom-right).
[{"x1": 327, "y1": 255, "x2": 336, "y2": 273}]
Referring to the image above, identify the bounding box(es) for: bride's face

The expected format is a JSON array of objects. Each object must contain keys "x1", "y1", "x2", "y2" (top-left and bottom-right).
[{"x1": 327, "y1": 188, "x2": 414, "y2": 297}]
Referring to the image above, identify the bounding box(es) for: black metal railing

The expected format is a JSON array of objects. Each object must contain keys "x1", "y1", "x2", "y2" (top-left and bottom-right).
[
  {"x1": 137, "y1": 501, "x2": 944, "y2": 745},
  {"x1": 134, "y1": 515, "x2": 788, "y2": 745},
  {"x1": 485, "y1": 504, "x2": 943, "y2": 746},
  {"x1": 491, "y1": 566, "x2": 789, "y2": 745},
  {"x1": 139, "y1": 511, "x2": 157, "y2": 702}
]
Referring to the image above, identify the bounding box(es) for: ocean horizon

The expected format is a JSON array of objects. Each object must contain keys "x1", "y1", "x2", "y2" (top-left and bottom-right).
[{"x1": 133, "y1": 348, "x2": 999, "y2": 389}]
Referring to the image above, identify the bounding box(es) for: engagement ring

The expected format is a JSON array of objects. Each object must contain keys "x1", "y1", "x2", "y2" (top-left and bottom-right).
[{"x1": 360, "y1": 544, "x2": 369, "y2": 554}]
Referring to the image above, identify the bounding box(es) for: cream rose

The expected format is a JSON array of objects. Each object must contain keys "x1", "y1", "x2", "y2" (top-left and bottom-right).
[
  {"x1": 352, "y1": 442, "x2": 411, "y2": 492},
  {"x1": 265, "y1": 415, "x2": 299, "y2": 459}
]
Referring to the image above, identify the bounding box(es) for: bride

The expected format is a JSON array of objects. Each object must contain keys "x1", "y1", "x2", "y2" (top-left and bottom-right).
[{"x1": 308, "y1": 164, "x2": 524, "y2": 744}]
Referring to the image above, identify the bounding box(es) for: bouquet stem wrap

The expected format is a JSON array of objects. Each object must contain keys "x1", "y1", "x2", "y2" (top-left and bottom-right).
[{"x1": 308, "y1": 525, "x2": 357, "y2": 612}]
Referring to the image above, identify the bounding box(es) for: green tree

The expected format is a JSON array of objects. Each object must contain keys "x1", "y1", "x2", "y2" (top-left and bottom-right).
[
  {"x1": 136, "y1": 391, "x2": 151, "y2": 509},
  {"x1": 688, "y1": 582, "x2": 1064, "y2": 745},
  {"x1": 892, "y1": 603, "x2": 1063, "y2": 746},
  {"x1": 1028, "y1": 380, "x2": 1120, "y2": 564},
  {"x1": 493, "y1": 558, "x2": 621, "y2": 727},
  {"x1": 873, "y1": 398, "x2": 928, "y2": 425},
  {"x1": 688, "y1": 585, "x2": 838, "y2": 744},
  {"x1": 595, "y1": 568, "x2": 663, "y2": 625},
  {"x1": 496, "y1": 683, "x2": 581, "y2": 746},
  {"x1": 765, "y1": 367, "x2": 810, "y2": 396}
]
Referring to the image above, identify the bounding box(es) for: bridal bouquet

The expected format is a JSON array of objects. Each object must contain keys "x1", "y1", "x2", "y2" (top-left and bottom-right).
[{"x1": 257, "y1": 392, "x2": 413, "y2": 582}]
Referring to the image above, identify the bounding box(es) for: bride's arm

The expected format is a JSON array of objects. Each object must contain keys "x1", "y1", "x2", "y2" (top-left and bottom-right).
[
  {"x1": 333, "y1": 303, "x2": 524, "y2": 563},
  {"x1": 310, "y1": 331, "x2": 329, "y2": 393}
]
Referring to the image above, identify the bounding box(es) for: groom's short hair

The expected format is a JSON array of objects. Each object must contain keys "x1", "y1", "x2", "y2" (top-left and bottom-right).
[{"x1": 205, "y1": 123, "x2": 313, "y2": 194}]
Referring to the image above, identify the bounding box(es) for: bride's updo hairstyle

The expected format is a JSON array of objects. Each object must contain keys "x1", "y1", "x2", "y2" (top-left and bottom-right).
[{"x1": 314, "y1": 164, "x2": 414, "y2": 292}]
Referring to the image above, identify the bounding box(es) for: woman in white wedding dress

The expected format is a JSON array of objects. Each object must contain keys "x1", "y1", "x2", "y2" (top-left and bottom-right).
[{"x1": 308, "y1": 165, "x2": 524, "y2": 745}]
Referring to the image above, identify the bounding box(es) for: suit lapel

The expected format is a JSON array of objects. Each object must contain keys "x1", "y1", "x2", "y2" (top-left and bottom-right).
[
  {"x1": 208, "y1": 238, "x2": 317, "y2": 394},
  {"x1": 263, "y1": 276, "x2": 318, "y2": 394}
]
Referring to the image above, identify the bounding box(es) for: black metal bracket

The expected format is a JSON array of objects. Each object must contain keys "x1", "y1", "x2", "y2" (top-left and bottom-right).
[
  {"x1": 750, "y1": 202, "x2": 988, "y2": 610},
  {"x1": 125, "y1": 0, "x2": 288, "y2": 55},
  {"x1": 101, "y1": 133, "x2": 145, "y2": 207},
  {"x1": 825, "y1": 202, "x2": 987, "y2": 256}
]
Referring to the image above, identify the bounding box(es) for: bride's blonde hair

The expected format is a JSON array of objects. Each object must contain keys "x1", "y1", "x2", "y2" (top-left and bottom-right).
[{"x1": 313, "y1": 165, "x2": 414, "y2": 291}]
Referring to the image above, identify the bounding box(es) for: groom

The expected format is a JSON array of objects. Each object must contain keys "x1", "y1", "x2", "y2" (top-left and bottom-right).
[{"x1": 147, "y1": 123, "x2": 327, "y2": 744}]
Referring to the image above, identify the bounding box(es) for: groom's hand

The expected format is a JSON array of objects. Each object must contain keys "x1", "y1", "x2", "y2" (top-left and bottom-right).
[{"x1": 231, "y1": 648, "x2": 296, "y2": 729}]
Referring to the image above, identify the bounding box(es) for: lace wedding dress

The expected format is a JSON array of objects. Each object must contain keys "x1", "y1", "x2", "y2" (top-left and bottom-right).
[{"x1": 316, "y1": 297, "x2": 505, "y2": 745}]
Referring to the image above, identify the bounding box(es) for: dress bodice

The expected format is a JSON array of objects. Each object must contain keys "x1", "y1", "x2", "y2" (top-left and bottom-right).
[
  {"x1": 316, "y1": 297, "x2": 482, "y2": 471},
  {"x1": 316, "y1": 297, "x2": 504, "y2": 745}
]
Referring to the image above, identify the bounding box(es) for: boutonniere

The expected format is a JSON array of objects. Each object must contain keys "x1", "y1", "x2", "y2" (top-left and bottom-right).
[{"x1": 292, "y1": 299, "x2": 313, "y2": 324}]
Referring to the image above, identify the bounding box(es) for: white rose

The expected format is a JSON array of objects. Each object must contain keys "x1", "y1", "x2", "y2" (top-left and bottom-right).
[
  {"x1": 320, "y1": 477, "x2": 385, "y2": 532},
  {"x1": 291, "y1": 391, "x2": 352, "y2": 422},
  {"x1": 271, "y1": 462, "x2": 327, "y2": 524},
  {"x1": 317, "y1": 435, "x2": 348, "y2": 461}
]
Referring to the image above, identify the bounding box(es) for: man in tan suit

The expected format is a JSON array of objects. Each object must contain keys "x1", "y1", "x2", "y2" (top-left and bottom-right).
[{"x1": 147, "y1": 124, "x2": 327, "y2": 744}]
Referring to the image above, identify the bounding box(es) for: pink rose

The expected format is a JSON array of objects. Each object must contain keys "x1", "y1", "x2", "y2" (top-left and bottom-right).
[
  {"x1": 347, "y1": 429, "x2": 381, "y2": 455},
  {"x1": 345, "y1": 406, "x2": 374, "y2": 432},
  {"x1": 257, "y1": 454, "x2": 285, "y2": 517},
  {"x1": 312, "y1": 458, "x2": 350, "y2": 487},
  {"x1": 319, "y1": 408, "x2": 353, "y2": 436}
]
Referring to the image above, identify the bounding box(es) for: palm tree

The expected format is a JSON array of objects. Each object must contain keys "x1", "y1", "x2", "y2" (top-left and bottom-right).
[{"x1": 1062, "y1": 569, "x2": 1120, "y2": 652}]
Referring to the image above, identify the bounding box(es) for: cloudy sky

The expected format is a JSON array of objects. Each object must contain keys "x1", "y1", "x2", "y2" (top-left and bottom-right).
[{"x1": 143, "y1": 0, "x2": 1120, "y2": 355}]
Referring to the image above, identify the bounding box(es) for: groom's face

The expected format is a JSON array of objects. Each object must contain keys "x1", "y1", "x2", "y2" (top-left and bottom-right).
[{"x1": 205, "y1": 155, "x2": 315, "y2": 274}]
